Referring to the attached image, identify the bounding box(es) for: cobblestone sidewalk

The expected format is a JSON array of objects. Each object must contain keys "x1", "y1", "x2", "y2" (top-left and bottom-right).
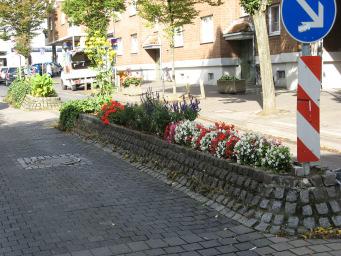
[{"x1": 0, "y1": 104, "x2": 340, "y2": 256}]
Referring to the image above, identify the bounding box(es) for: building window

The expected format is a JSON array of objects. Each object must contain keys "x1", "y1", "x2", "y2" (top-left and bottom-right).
[
  {"x1": 129, "y1": 0, "x2": 137, "y2": 16},
  {"x1": 277, "y1": 70, "x2": 285, "y2": 79},
  {"x1": 240, "y1": 7, "x2": 249, "y2": 17},
  {"x1": 208, "y1": 73, "x2": 214, "y2": 81},
  {"x1": 116, "y1": 38, "x2": 123, "y2": 55},
  {"x1": 268, "y1": 5, "x2": 280, "y2": 35},
  {"x1": 49, "y1": 17, "x2": 53, "y2": 31},
  {"x1": 201, "y1": 15, "x2": 214, "y2": 44},
  {"x1": 61, "y1": 12, "x2": 66, "y2": 25},
  {"x1": 173, "y1": 27, "x2": 184, "y2": 47},
  {"x1": 131, "y1": 34, "x2": 138, "y2": 53}
]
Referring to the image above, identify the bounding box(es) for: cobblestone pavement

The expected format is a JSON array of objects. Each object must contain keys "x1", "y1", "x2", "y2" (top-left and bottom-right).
[{"x1": 0, "y1": 105, "x2": 341, "y2": 256}]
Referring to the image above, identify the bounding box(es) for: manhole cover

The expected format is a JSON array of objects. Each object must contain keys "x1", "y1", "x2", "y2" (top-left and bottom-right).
[{"x1": 17, "y1": 154, "x2": 91, "y2": 170}]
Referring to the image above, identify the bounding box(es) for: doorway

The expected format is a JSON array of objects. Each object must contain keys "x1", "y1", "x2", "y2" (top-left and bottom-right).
[{"x1": 240, "y1": 40, "x2": 255, "y2": 87}]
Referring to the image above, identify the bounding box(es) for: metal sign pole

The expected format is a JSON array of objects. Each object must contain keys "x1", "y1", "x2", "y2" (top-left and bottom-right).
[{"x1": 301, "y1": 43, "x2": 311, "y2": 175}]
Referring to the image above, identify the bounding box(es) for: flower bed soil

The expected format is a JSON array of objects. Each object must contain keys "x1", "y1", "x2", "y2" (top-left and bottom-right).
[{"x1": 75, "y1": 114, "x2": 341, "y2": 235}]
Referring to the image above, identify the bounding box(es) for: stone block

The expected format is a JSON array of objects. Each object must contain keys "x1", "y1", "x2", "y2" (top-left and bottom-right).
[
  {"x1": 329, "y1": 200, "x2": 341, "y2": 213},
  {"x1": 286, "y1": 190, "x2": 298, "y2": 202},
  {"x1": 326, "y1": 186, "x2": 337, "y2": 198},
  {"x1": 259, "y1": 199, "x2": 270, "y2": 209},
  {"x1": 300, "y1": 190, "x2": 310, "y2": 204},
  {"x1": 273, "y1": 215, "x2": 284, "y2": 225},
  {"x1": 310, "y1": 176, "x2": 323, "y2": 187},
  {"x1": 319, "y1": 217, "x2": 331, "y2": 228},
  {"x1": 332, "y1": 215, "x2": 341, "y2": 227},
  {"x1": 274, "y1": 187, "x2": 285, "y2": 199},
  {"x1": 312, "y1": 188, "x2": 326, "y2": 202},
  {"x1": 323, "y1": 173, "x2": 337, "y2": 186},
  {"x1": 287, "y1": 216, "x2": 299, "y2": 229},
  {"x1": 302, "y1": 205, "x2": 313, "y2": 216},
  {"x1": 315, "y1": 203, "x2": 329, "y2": 215},
  {"x1": 303, "y1": 217, "x2": 316, "y2": 229},
  {"x1": 261, "y1": 213, "x2": 273, "y2": 223},
  {"x1": 285, "y1": 202, "x2": 297, "y2": 215}
]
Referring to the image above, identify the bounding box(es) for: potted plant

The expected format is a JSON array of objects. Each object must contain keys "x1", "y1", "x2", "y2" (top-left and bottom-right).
[
  {"x1": 217, "y1": 74, "x2": 246, "y2": 94},
  {"x1": 122, "y1": 76, "x2": 143, "y2": 96}
]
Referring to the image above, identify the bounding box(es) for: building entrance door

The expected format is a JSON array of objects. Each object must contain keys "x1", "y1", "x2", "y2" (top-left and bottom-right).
[{"x1": 240, "y1": 40, "x2": 255, "y2": 87}]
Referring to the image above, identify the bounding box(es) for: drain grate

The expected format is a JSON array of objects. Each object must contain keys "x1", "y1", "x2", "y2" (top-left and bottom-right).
[{"x1": 17, "y1": 154, "x2": 91, "y2": 170}]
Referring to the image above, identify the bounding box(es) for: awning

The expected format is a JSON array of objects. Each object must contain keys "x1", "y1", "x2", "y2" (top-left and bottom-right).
[
  {"x1": 143, "y1": 34, "x2": 160, "y2": 49},
  {"x1": 223, "y1": 18, "x2": 254, "y2": 41}
]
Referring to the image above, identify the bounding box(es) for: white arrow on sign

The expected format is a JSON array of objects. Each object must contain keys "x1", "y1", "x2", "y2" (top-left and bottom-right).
[{"x1": 297, "y1": 0, "x2": 324, "y2": 32}]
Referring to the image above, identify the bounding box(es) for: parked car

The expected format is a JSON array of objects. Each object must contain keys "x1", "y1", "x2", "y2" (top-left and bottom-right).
[
  {"x1": 5, "y1": 67, "x2": 24, "y2": 86},
  {"x1": 32, "y1": 62, "x2": 62, "y2": 77},
  {"x1": 0, "y1": 67, "x2": 8, "y2": 84}
]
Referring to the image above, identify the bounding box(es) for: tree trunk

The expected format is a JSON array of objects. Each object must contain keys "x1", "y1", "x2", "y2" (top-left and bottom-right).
[
  {"x1": 171, "y1": 44, "x2": 176, "y2": 94},
  {"x1": 253, "y1": 4, "x2": 276, "y2": 114}
]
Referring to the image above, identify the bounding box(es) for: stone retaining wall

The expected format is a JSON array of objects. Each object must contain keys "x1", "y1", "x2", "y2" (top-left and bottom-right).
[
  {"x1": 76, "y1": 114, "x2": 341, "y2": 234},
  {"x1": 21, "y1": 95, "x2": 61, "y2": 111}
]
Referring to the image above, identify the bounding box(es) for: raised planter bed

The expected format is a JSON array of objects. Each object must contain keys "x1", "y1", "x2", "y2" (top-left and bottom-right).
[
  {"x1": 217, "y1": 79, "x2": 246, "y2": 94},
  {"x1": 122, "y1": 86, "x2": 143, "y2": 96},
  {"x1": 75, "y1": 114, "x2": 341, "y2": 235},
  {"x1": 21, "y1": 95, "x2": 61, "y2": 111}
]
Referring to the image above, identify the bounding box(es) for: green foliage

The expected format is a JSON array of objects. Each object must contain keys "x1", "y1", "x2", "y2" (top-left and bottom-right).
[
  {"x1": 94, "y1": 70, "x2": 114, "y2": 96},
  {"x1": 239, "y1": 0, "x2": 271, "y2": 15},
  {"x1": 5, "y1": 78, "x2": 31, "y2": 108},
  {"x1": 62, "y1": 0, "x2": 125, "y2": 36},
  {"x1": 218, "y1": 75, "x2": 240, "y2": 81},
  {"x1": 59, "y1": 96, "x2": 111, "y2": 131},
  {"x1": 123, "y1": 77, "x2": 143, "y2": 88},
  {"x1": 85, "y1": 32, "x2": 116, "y2": 68},
  {"x1": 99, "y1": 91, "x2": 200, "y2": 136},
  {"x1": 0, "y1": 0, "x2": 53, "y2": 58},
  {"x1": 30, "y1": 74, "x2": 57, "y2": 97}
]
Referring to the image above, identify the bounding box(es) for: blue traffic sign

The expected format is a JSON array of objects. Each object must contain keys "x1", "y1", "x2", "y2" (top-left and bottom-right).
[{"x1": 281, "y1": 0, "x2": 337, "y2": 43}]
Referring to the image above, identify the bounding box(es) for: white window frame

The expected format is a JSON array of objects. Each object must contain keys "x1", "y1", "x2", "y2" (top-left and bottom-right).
[
  {"x1": 131, "y1": 34, "x2": 138, "y2": 54},
  {"x1": 240, "y1": 7, "x2": 249, "y2": 17},
  {"x1": 200, "y1": 15, "x2": 214, "y2": 44},
  {"x1": 116, "y1": 37, "x2": 123, "y2": 56},
  {"x1": 129, "y1": 0, "x2": 137, "y2": 16},
  {"x1": 268, "y1": 4, "x2": 281, "y2": 36},
  {"x1": 173, "y1": 26, "x2": 184, "y2": 48},
  {"x1": 60, "y1": 12, "x2": 66, "y2": 25}
]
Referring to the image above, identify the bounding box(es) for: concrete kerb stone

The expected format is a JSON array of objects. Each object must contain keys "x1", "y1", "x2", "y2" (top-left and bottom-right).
[{"x1": 74, "y1": 114, "x2": 341, "y2": 235}]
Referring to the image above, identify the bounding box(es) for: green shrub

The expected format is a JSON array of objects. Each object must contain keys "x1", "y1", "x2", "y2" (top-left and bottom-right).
[
  {"x1": 30, "y1": 74, "x2": 57, "y2": 97},
  {"x1": 59, "y1": 96, "x2": 111, "y2": 131},
  {"x1": 5, "y1": 78, "x2": 31, "y2": 108},
  {"x1": 218, "y1": 74, "x2": 239, "y2": 81},
  {"x1": 123, "y1": 77, "x2": 142, "y2": 88},
  {"x1": 98, "y1": 91, "x2": 201, "y2": 137}
]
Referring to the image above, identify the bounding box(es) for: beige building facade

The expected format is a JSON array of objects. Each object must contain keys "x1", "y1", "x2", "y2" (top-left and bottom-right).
[{"x1": 47, "y1": 0, "x2": 341, "y2": 90}]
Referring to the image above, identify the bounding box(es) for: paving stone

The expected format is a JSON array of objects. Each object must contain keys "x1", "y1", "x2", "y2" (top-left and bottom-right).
[
  {"x1": 309, "y1": 245, "x2": 332, "y2": 253},
  {"x1": 261, "y1": 213, "x2": 273, "y2": 223},
  {"x1": 271, "y1": 201, "x2": 283, "y2": 213},
  {"x1": 289, "y1": 247, "x2": 314, "y2": 256},
  {"x1": 274, "y1": 188, "x2": 285, "y2": 199},
  {"x1": 331, "y1": 215, "x2": 341, "y2": 227},
  {"x1": 270, "y1": 242, "x2": 294, "y2": 252}
]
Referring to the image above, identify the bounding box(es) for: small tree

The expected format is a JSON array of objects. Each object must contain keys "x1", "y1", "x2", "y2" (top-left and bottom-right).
[
  {"x1": 240, "y1": 0, "x2": 276, "y2": 114},
  {"x1": 62, "y1": 0, "x2": 125, "y2": 37},
  {"x1": 137, "y1": 0, "x2": 223, "y2": 94},
  {"x1": 0, "y1": 0, "x2": 53, "y2": 63}
]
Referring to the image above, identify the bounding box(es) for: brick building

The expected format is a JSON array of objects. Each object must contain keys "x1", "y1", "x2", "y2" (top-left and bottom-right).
[{"x1": 47, "y1": 0, "x2": 341, "y2": 90}]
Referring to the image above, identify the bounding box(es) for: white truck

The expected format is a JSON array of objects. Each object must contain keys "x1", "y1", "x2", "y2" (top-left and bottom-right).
[{"x1": 60, "y1": 50, "x2": 98, "y2": 91}]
